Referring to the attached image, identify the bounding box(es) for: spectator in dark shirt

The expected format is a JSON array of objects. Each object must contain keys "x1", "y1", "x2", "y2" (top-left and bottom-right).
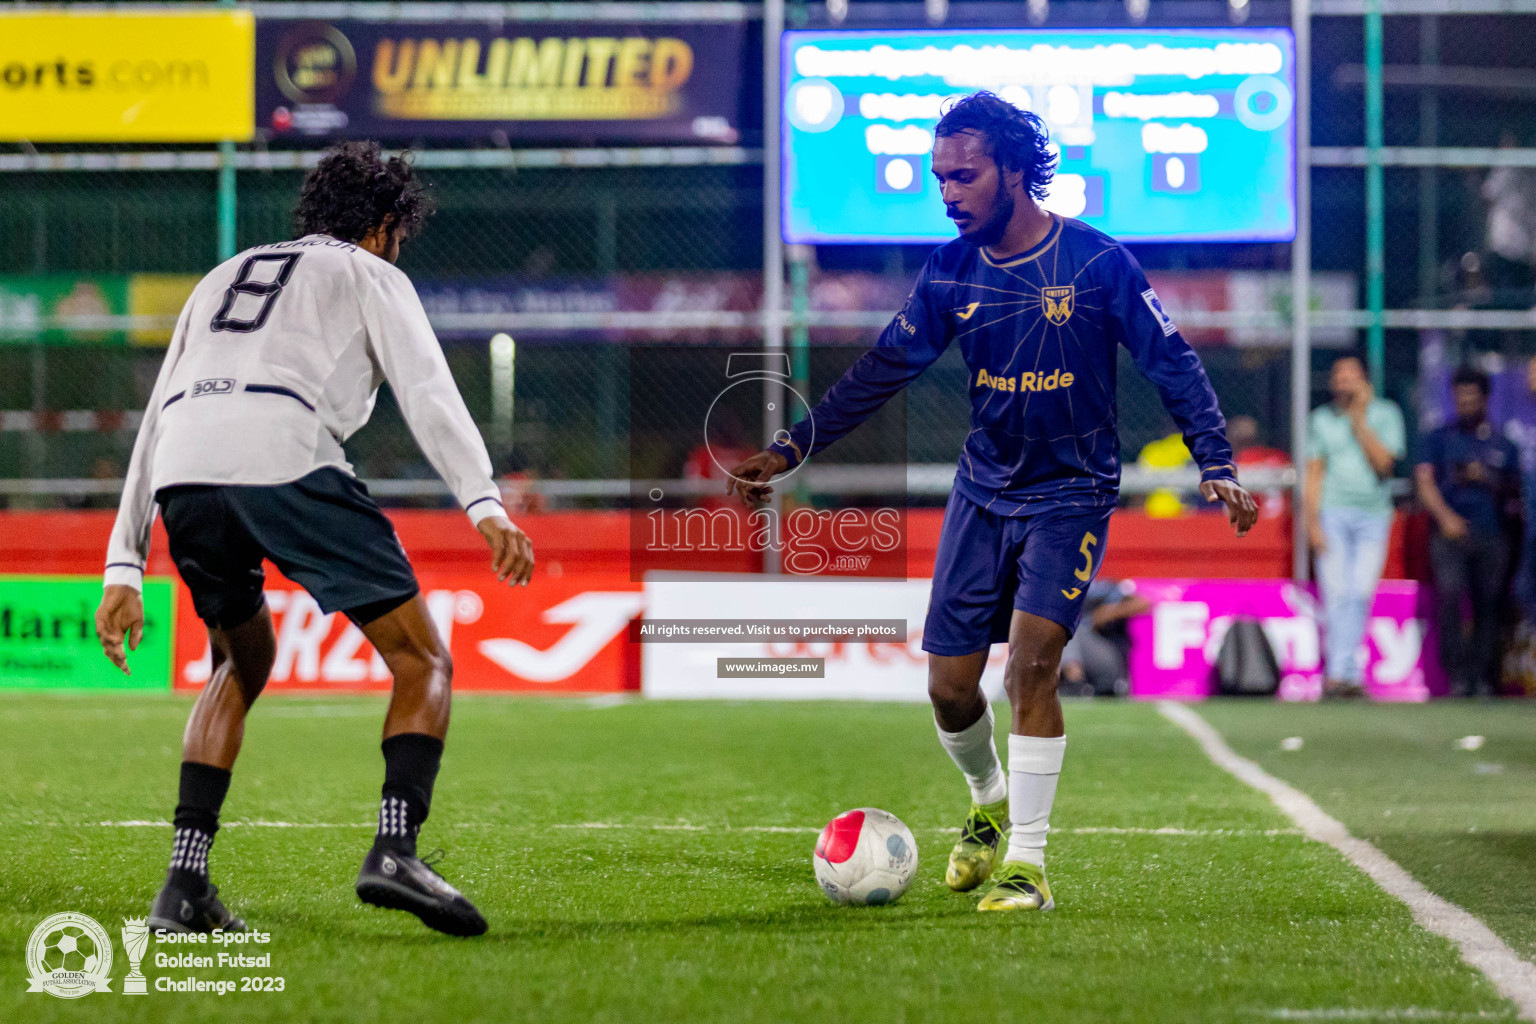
[
  {"x1": 1415, "y1": 366, "x2": 1523, "y2": 696},
  {"x1": 1058, "y1": 579, "x2": 1151, "y2": 697}
]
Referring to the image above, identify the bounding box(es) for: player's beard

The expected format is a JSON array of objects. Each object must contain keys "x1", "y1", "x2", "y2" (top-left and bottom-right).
[{"x1": 957, "y1": 181, "x2": 1016, "y2": 249}]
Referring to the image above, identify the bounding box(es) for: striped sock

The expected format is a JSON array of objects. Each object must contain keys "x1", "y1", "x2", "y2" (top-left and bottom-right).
[
  {"x1": 168, "y1": 761, "x2": 230, "y2": 885},
  {"x1": 377, "y1": 795, "x2": 413, "y2": 842},
  {"x1": 169, "y1": 827, "x2": 214, "y2": 879},
  {"x1": 373, "y1": 733, "x2": 444, "y2": 855}
]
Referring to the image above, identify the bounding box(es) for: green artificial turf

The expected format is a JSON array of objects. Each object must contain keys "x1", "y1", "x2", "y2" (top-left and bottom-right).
[
  {"x1": 0, "y1": 693, "x2": 1521, "y2": 1023},
  {"x1": 1200, "y1": 699, "x2": 1536, "y2": 963}
]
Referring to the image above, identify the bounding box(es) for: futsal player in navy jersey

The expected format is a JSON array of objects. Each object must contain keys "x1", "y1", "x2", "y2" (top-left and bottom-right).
[{"x1": 730, "y1": 92, "x2": 1257, "y2": 912}]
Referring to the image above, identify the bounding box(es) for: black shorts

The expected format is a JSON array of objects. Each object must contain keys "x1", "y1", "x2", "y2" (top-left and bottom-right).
[{"x1": 158, "y1": 468, "x2": 419, "y2": 630}]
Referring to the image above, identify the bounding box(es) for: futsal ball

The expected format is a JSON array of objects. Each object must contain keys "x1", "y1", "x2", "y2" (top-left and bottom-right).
[{"x1": 813, "y1": 807, "x2": 918, "y2": 906}]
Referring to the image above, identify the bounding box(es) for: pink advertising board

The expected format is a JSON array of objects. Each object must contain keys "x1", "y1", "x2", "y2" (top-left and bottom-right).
[{"x1": 1125, "y1": 579, "x2": 1445, "y2": 702}]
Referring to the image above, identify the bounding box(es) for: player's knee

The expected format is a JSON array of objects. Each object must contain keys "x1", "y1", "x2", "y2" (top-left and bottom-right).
[
  {"x1": 400, "y1": 632, "x2": 451, "y2": 681},
  {"x1": 927, "y1": 673, "x2": 972, "y2": 713},
  {"x1": 1003, "y1": 651, "x2": 1059, "y2": 699},
  {"x1": 413, "y1": 632, "x2": 453, "y2": 688}
]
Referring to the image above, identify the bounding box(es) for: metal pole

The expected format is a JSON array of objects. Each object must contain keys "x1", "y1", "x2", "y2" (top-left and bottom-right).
[
  {"x1": 490, "y1": 333, "x2": 516, "y2": 465},
  {"x1": 218, "y1": 141, "x2": 237, "y2": 261},
  {"x1": 762, "y1": 0, "x2": 786, "y2": 574},
  {"x1": 1365, "y1": 0, "x2": 1385, "y2": 391},
  {"x1": 218, "y1": 0, "x2": 238, "y2": 262},
  {"x1": 788, "y1": 243, "x2": 812, "y2": 505},
  {"x1": 1417, "y1": 15, "x2": 1439, "y2": 306},
  {"x1": 1291, "y1": 0, "x2": 1313, "y2": 582}
]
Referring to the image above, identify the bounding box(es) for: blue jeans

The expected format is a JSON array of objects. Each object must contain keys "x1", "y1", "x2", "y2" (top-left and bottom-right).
[{"x1": 1315, "y1": 507, "x2": 1393, "y2": 684}]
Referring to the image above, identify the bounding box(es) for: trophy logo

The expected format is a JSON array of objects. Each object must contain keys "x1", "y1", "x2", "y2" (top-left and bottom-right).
[
  {"x1": 24, "y1": 912, "x2": 114, "y2": 999},
  {"x1": 120, "y1": 917, "x2": 149, "y2": 996}
]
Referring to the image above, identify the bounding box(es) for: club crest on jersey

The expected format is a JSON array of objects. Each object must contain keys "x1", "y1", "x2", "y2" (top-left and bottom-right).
[{"x1": 1041, "y1": 286, "x2": 1075, "y2": 326}]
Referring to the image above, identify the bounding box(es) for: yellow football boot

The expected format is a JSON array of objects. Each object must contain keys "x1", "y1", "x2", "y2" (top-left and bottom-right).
[
  {"x1": 945, "y1": 797, "x2": 1010, "y2": 892},
  {"x1": 977, "y1": 861, "x2": 1054, "y2": 912}
]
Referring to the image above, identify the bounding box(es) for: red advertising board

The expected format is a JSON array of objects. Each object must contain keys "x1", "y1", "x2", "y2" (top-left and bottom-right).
[
  {"x1": 3, "y1": 506, "x2": 1401, "y2": 693},
  {"x1": 173, "y1": 569, "x2": 643, "y2": 693}
]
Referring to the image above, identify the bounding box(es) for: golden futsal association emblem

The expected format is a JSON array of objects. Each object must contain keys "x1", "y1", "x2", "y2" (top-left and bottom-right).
[{"x1": 1042, "y1": 286, "x2": 1075, "y2": 326}]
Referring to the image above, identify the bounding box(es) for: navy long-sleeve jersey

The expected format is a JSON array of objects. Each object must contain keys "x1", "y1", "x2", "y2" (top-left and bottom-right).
[{"x1": 767, "y1": 215, "x2": 1236, "y2": 514}]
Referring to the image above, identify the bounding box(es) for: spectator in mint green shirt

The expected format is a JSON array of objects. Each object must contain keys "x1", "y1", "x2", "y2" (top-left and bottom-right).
[{"x1": 1305, "y1": 355, "x2": 1406, "y2": 699}]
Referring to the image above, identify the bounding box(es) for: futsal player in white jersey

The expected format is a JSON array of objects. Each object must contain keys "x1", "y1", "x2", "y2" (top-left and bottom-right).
[{"x1": 95, "y1": 142, "x2": 533, "y2": 937}]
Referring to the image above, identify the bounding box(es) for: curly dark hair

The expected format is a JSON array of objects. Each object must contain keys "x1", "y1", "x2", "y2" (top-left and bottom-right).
[
  {"x1": 935, "y1": 91, "x2": 1056, "y2": 202},
  {"x1": 293, "y1": 141, "x2": 433, "y2": 243}
]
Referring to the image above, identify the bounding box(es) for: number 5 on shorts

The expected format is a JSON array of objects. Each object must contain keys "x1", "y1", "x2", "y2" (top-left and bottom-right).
[{"x1": 1061, "y1": 531, "x2": 1098, "y2": 600}]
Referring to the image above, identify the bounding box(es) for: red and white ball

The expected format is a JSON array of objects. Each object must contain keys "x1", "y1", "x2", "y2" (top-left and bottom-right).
[{"x1": 813, "y1": 807, "x2": 918, "y2": 906}]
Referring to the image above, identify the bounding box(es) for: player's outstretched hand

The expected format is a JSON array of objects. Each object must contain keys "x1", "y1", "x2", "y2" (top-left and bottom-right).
[
  {"x1": 1200, "y1": 478, "x2": 1259, "y2": 538},
  {"x1": 478, "y1": 515, "x2": 535, "y2": 586},
  {"x1": 726, "y1": 450, "x2": 789, "y2": 505},
  {"x1": 95, "y1": 584, "x2": 144, "y2": 675}
]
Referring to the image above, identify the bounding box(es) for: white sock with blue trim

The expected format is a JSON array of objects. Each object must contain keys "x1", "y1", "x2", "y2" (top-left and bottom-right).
[
  {"x1": 935, "y1": 703, "x2": 1008, "y2": 806},
  {"x1": 1004, "y1": 734, "x2": 1066, "y2": 869}
]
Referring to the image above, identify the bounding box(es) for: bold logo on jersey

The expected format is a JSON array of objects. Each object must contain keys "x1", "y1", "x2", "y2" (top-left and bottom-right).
[
  {"x1": 1041, "y1": 286, "x2": 1075, "y2": 326},
  {"x1": 955, "y1": 301, "x2": 981, "y2": 321},
  {"x1": 191, "y1": 378, "x2": 236, "y2": 397},
  {"x1": 1141, "y1": 287, "x2": 1178, "y2": 336},
  {"x1": 976, "y1": 367, "x2": 1075, "y2": 394}
]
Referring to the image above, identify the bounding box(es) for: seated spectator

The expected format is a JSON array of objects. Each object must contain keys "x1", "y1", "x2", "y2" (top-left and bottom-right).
[
  {"x1": 1230, "y1": 414, "x2": 1292, "y2": 518},
  {"x1": 1058, "y1": 579, "x2": 1150, "y2": 697},
  {"x1": 684, "y1": 411, "x2": 755, "y2": 511},
  {"x1": 1137, "y1": 432, "x2": 1193, "y2": 517},
  {"x1": 64, "y1": 456, "x2": 123, "y2": 511},
  {"x1": 1231, "y1": 415, "x2": 1291, "y2": 468}
]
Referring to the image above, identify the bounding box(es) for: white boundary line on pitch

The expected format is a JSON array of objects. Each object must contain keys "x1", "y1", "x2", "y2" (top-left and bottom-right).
[
  {"x1": 1262, "y1": 1010, "x2": 1513, "y2": 1020},
  {"x1": 1158, "y1": 701, "x2": 1536, "y2": 1024},
  {"x1": 18, "y1": 822, "x2": 1302, "y2": 835}
]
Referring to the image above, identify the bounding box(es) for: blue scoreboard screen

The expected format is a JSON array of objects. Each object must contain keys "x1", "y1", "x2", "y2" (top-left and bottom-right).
[{"x1": 781, "y1": 28, "x2": 1296, "y2": 244}]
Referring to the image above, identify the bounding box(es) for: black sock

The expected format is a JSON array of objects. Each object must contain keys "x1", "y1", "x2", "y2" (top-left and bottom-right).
[
  {"x1": 169, "y1": 762, "x2": 231, "y2": 886},
  {"x1": 375, "y1": 733, "x2": 444, "y2": 855}
]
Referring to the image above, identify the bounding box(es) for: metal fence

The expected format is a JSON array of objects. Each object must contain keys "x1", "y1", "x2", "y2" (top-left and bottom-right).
[{"x1": 4, "y1": 1, "x2": 1536, "y2": 556}]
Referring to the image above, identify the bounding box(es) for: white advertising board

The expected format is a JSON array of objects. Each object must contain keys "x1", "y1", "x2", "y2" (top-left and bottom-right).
[{"x1": 641, "y1": 574, "x2": 1008, "y2": 701}]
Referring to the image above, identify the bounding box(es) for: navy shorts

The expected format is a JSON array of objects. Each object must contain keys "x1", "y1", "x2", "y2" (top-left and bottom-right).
[
  {"x1": 157, "y1": 468, "x2": 419, "y2": 630},
  {"x1": 922, "y1": 490, "x2": 1114, "y2": 656}
]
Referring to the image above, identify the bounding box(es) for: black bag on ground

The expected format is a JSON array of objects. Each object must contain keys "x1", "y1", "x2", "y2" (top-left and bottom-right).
[{"x1": 1213, "y1": 617, "x2": 1281, "y2": 696}]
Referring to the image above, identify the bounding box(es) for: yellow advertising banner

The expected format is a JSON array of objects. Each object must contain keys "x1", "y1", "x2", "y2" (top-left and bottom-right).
[
  {"x1": 0, "y1": 11, "x2": 254, "y2": 142},
  {"x1": 128, "y1": 274, "x2": 200, "y2": 346}
]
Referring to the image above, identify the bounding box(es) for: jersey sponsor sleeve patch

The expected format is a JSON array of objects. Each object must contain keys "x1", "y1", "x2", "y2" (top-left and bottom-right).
[{"x1": 1140, "y1": 287, "x2": 1178, "y2": 336}]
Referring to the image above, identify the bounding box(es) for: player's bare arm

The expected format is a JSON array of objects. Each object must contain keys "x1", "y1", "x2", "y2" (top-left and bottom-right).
[
  {"x1": 726, "y1": 450, "x2": 789, "y2": 504},
  {"x1": 478, "y1": 514, "x2": 535, "y2": 585},
  {"x1": 94, "y1": 584, "x2": 144, "y2": 675},
  {"x1": 1201, "y1": 477, "x2": 1259, "y2": 537}
]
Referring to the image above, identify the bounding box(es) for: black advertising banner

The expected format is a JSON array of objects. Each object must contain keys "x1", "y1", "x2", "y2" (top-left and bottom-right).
[{"x1": 256, "y1": 19, "x2": 746, "y2": 144}]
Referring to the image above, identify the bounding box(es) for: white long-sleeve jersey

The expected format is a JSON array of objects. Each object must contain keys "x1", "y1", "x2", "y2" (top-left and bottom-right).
[{"x1": 104, "y1": 234, "x2": 505, "y2": 591}]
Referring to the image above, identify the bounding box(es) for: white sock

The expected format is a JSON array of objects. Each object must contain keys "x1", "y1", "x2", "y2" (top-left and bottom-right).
[
  {"x1": 1004, "y1": 734, "x2": 1066, "y2": 869},
  {"x1": 935, "y1": 703, "x2": 1007, "y2": 806}
]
